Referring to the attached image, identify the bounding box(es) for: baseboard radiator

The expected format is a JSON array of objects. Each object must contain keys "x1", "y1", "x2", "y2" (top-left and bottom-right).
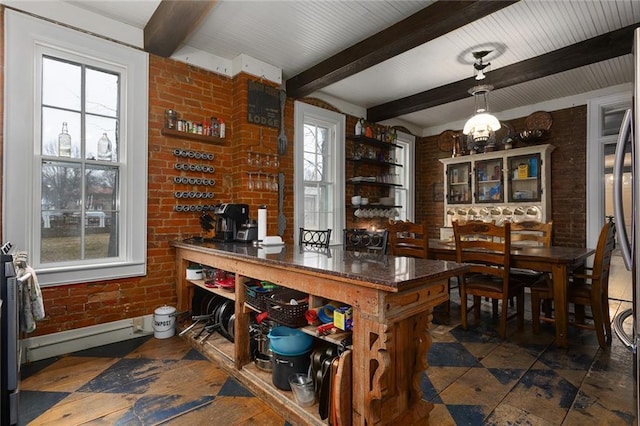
[{"x1": 20, "y1": 314, "x2": 154, "y2": 363}]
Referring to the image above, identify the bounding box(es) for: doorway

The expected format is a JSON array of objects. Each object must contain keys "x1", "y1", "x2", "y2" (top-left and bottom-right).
[{"x1": 588, "y1": 92, "x2": 632, "y2": 303}]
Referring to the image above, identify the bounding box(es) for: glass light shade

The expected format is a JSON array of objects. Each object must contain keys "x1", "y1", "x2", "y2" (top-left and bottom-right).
[{"x1": 463, "y1": 113, "x2": 501, "y2": 142}]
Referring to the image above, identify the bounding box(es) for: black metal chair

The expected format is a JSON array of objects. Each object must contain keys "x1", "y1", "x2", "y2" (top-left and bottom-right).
[
  {"x1": 343, "y1": 228, "x2": 389, "y2": 254},
  {"x1": 299, "y1": 227, "x2": 332, "y2": 248}
]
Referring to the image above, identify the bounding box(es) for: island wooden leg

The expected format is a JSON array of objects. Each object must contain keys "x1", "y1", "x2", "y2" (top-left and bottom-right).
[{"x1": 352, "y1": 307, "x2": 435, "y2": 425}]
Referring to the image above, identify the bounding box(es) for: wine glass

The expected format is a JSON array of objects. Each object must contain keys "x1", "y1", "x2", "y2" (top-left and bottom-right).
[
  {"x1": 271, "y1": 175, "x2": 278, "y2": 192},
  {"x1": 248, "y1": 173, "x2": 254, "y2": 190},
  {"x1": 255, "y1": 174, "x2": 263, "y2": 190},
  {"x1": 273, "y1": 155, "x2": 280, "y2": 168},
  {"x1": 265, "y1": 154, "x2": 271, "y2": 167},
  {"x1": 247, "y1": 151, "x2": 252, "y2": 165}
]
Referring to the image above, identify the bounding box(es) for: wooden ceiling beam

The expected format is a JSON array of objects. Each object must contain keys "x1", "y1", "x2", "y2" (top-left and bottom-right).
[
  {"x1": 285, "y1": 0, "x2": 518, "y2": 99},
  {"x1": 367, "y1": 23, "x2": 637, "y2": 122},
  {"x1": 144, "y1": 0, "x2": 218, "y2": 58}
]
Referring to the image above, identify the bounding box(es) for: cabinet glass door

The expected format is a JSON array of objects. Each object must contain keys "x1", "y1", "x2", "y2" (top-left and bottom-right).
[
  {"x1": 475, "y1": 158, "x2": 503, "y2": 203},
  {"x1": 446, "y1": 162, "x2": 471, "y2": 204},
  {"x1": 507, "y1": 154, "x2": 542, "y2": 202}
]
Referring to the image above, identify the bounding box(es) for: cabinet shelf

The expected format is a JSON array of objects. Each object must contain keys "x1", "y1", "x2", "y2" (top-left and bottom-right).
[
  {"x1": 162, "y1": 127, "x2": 225, "y2": 145},
  {"x1": 300, "y1": 324, "x2": 352, "y2": 346},
  {"x1": 347, "y1": 134, "x2": 403, "y2": 149},
  {"x1": 347, "y1": 157, "x2": 403, "y2": 168},
  {"x1": 190, "y1": 279, "x2": 236, "y2": 301}
]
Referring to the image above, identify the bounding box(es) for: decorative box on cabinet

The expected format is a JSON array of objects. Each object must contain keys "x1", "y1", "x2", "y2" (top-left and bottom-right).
[{"x1": 439, "y1": 144, "x2": 554, "y2": 233}]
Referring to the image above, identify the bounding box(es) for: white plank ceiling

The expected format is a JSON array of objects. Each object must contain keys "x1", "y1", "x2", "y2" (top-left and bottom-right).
[{"x1": 20, "y1": 1, "x2": 640, "y2": 135}]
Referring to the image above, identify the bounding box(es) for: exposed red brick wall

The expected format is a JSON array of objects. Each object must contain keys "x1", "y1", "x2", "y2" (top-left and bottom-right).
[
  {"x1": 0, "y1": 39, "x2": 302, "y2": 336},
  {"x1": 0, "y1": 9, "x2": 590, "y2": 337},
  {"x1": 416, "y1": 106, "x2": 588, "y2": 247}
]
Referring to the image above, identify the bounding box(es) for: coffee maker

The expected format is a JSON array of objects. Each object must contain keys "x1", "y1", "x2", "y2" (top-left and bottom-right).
[{"x1": 213, "y1": 203, "x2": 249, "y2": 242}]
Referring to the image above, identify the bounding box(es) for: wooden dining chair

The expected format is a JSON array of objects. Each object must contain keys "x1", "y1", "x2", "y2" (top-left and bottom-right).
[
  {"x1": 510, "y1": 221, "x2": 553, "y2": 310},
  {"x1": 530, "y1": 221, "x2": 615, "y2": 348},
  {"x1": 387, "y1": 220, "x2": 428, "y2": 258},
  {"x1": 453, "y1": 220, "x2": 525, "y2": 339}
]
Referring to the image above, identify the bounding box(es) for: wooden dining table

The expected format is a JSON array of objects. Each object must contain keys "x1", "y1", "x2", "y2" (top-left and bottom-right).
[{"x1": 429, "y1": 239, "x2": 595, "y2": 348}]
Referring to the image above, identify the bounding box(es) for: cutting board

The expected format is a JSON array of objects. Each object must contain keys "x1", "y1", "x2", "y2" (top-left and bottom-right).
[{"x1": 333, "y1": 349, "x2": 352, "y2": 426}]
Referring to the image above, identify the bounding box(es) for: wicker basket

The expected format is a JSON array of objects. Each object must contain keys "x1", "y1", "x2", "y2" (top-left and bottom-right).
[
  {"x1": 244, "y1": 283, "x2": 276, "y2": 311},
  {"x1": 266, "y1": 289, "x2": 309, "y2": 328}
]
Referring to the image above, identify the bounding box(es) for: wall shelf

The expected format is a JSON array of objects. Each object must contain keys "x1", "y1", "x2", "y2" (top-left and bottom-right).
[
  {"x1": 162, "y1": 127, "x2": 225, "y2": 145},
  {"x1": 348, "y1": 134, "x2": 403, "y2": 149},
  {"x1": 347, "y1": 157, "x2": 403, "y2": 167}
]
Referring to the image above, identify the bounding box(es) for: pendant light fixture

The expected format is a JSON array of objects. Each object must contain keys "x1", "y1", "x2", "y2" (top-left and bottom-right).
[{"x1": 463, "y1": 51, "x2": 500, "y2": 148}]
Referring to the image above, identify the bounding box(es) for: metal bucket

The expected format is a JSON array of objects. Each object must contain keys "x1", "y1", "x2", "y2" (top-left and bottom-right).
[{"x1": 153, "y1": 305, "x2": 176, "y2": 339}]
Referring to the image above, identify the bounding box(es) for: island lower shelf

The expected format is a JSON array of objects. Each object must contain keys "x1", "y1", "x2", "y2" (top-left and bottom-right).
[{"x1": 172, "y1": 240, "x2": 467, "y2": 425}]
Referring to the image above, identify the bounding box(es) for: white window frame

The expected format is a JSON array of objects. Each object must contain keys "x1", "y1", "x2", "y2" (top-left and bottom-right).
[
  {"x1": 392, "y1": 131, "x2": 415, "y2": 221},
  {"x1": 293, "y1": 102, "x2": 345, "y2": 246},
  {"x1": 3, "y1": 10, "x2": 148, "y2": 286}
]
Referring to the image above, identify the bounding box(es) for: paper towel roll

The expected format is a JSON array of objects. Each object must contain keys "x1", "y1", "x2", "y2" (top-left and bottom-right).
[{"x1": 258, "y1": 205, "x2": 267, "y2": 241}]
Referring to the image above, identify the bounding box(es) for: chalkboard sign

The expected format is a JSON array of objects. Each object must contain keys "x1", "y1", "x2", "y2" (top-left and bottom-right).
[{"x1": 247, "y1": 80, "x2": 280, "y2": 128}]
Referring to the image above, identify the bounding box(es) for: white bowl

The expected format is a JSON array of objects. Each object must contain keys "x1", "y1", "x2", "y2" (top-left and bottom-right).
[
  {"x1": 351, "y1": 195, "x2": 361, "y2": 205},
  {"x1": 360, "y1": 198, "x2": 369, "y2": 205}
]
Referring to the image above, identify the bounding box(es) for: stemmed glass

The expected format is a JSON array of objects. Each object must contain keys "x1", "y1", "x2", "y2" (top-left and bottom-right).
[
  {"x1": 271, "y1": 175, "x2": 278, "y2": 192},
  {"x1": 273, "y1": 155, "x2": 280, "y2": 168},
  {"x1": 265, "y1": 154, "x2": 271, "y2": 167},
  {"x1": 247, "y1": 152, "x2": 252, "y2": 165},
  {"x1": 248, "y1": 173, "x2": 254, "y2": 190},
  {"x1": 255, "y1": 173, "x2": 263, "y2": 190}
]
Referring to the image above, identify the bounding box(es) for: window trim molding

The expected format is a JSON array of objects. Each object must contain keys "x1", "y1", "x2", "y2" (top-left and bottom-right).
[
  {"x1": 293, "y1": 101, "x2": 345, "y2": 245},
  {"x1": 3, "y1": 10, "x2": 148, "y2": 286}
]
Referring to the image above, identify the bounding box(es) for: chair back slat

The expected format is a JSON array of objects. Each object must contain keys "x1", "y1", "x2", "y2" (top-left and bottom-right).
[
  {"x1": 453, "y1": 221, "x2": 511, "y2": 286},
  {"x1": 387, "y1": 220, "x2": 428, "y2": 259},
  {"x1": 511, "y1": 221, "x2": 552, "y2": 247}
]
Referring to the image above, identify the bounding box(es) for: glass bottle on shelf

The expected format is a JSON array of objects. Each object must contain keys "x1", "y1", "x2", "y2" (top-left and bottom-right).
[
  {"x1": 58, "y1": 122, "x2": 71, "y2": 157},
  {"x1": 97, "y1": 133, "x2": 113, "y2": 161}
]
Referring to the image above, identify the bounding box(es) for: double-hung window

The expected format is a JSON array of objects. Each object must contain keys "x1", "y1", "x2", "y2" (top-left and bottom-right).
[
  {"x1": 4, "y1": 10, "x2": 148, "y2": 285},
  {"x1": 294, "y1": 102, "x2": 345, "y2": 245}
]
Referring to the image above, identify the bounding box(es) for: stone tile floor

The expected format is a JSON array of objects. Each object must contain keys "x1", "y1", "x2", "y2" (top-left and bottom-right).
[{"x1": 19, "y1": 255, "x2": 637, "y2": 425}]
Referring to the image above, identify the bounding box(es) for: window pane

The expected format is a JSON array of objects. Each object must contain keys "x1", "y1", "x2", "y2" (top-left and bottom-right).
[
  {"x1": 85, "y1": 166, "x2": 119, "y2": 259},
  {"x1": 86, "y1": 116, "x2": 118, "y2": 161},
  {"x1": 42, "y1": 107, "x2": 81, "y2": 158},
  {"x1": 42, "y1": 57, "x2": 81, "y2": 110},
  {"x1": 41, "y1": 161, "x2": 83, "y2": 263},
  {"x1": 86, "y1": 68, "x2": 119, "y2": 117}
]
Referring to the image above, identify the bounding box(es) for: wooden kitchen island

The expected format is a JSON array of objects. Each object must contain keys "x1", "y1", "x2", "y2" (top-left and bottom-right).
[{"x1": 171, "y1": 239, "x2": 468, "y2": 425}]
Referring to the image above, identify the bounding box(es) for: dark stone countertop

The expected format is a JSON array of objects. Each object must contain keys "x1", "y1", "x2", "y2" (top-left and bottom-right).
[{"x1": 171, "y1": 238, "x2": 468, "y2": 292}]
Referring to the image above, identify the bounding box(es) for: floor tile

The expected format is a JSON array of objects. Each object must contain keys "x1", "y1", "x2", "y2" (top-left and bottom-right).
[
  {"x1": 502, "y1": 368, "x2": 579, "y2": 424},
  {"x1": 19, "y1": 390, "x2": 70, "y2": 425},
  {"x1": 20, "y1": 356, "x2": 120, "y2": 393}
]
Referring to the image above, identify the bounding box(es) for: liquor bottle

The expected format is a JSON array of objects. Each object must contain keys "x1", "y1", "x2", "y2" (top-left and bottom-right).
[
  {"x1": 97, "y1": 133, "x2": 112, "y2": 161},
  {"x1": 219, "y1": 119, "x2": 226, "y2": 138},
  {"x1": 58, "y1": 122, "x2": 71, "y2": 157},
  {"x1": 355, "y1": 118, "x2": 363, "y2": 136}
]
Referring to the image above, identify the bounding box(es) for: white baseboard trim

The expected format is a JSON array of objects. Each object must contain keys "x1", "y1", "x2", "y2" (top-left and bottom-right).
[{"x1": 21, "y1": 314, "x2": 155, "y2": 363}]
